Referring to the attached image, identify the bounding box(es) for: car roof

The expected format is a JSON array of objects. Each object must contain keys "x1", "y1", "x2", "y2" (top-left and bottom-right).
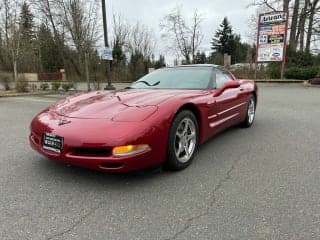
[{"x1": 167, "y1": 64, "x2": 222, "y2": 69}]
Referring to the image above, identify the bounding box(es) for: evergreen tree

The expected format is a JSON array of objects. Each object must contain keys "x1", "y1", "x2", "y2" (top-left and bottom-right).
[
  {"x1": 129, "y1": 52, "x2": 146, "y2": 81},
  {"x1": 211, "y1": 17, "x2": 235, "y2": 57},
  {"x1": 18, "y1": 1, "x2": 38, "y2": 72},
  {"x1": 112, "y1": 40, "x2": 126, "y2": 66},
  {"x1": 211, "y1": 17, "x2": 253, "y2": 64},
  {"x1": 232, "y1": 34, "x2": 252, "y2": 64},
  {"x1": 20, "y1": 2, "x2": 35, "y2": 43},
  {"x1": 38, "y1": 24, "x2": 63, "y2": 72}
]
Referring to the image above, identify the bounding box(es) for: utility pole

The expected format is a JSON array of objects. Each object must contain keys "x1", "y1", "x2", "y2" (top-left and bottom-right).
[
  {"x1": 84, "y1": 51, "x2": 91, "y2": 91},
  {"x1": 101, "y1": 0, "x2": 115, "y2": 90}
]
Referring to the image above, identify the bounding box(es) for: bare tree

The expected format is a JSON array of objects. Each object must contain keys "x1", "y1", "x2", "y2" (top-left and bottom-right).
[
  {"x1": 289, "y1": 0, "x2": 300, "y2": 50},
  {"x1": 53, "y1": 0, "x2": 101, "y2": 81},
  {"x1": 191, "y1": 11, "x2": 204, "y2": 63},
  {"x1": 283, "y1": 0, "x2": 291, "y2": 11},
  {"x1": 127, "y1": 22, "x2": 155, "y2": 60},
  {"x1": 248, "y1": 0, "x2": 280, "y2": 11},
  {"x1": 112, "y1": 14, "x2": 130, "y2": 50},
  {"x1": 58, "y1": 1, "x2": 101, "y2": 52},
  {"x1": 0, "y1": 0, "x2": 22, "y2": 80},
  {"x1": 31, "y1": 0, "x2": 60, "y2": 39},
  {"x1": 297, "y1": 0, "x2": 310, "y2": 51},
  {"x1": 30, "y1": 0, "x2": 102, "y2": 81},
  {"x1": 160, "y1": 7, "x2": 203, "y2": 64},
  {"x1": 306, "y1": 0, "x2": 320, "y2": 51}
]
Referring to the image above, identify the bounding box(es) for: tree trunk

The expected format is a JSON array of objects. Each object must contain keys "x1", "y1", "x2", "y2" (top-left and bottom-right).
[
  {"x1": 289, "y1": 0, "x2": 300, "y2": 50},
  {"x1": 84, "y1": 51, "x2": 90, "y2": 91},
  {"x1": 13, "y1": 60, "x2": 18, "y2": 81},
  {"x1": 283, "y1": 0, "x2": 290, "y2": 11},
  {"x1": 185, "y1": 54, "x2": 191, "y2": 64},
  {"x1": 297, "y1": 0, "x2": 310, "y2": 51},
  {"x1": 306, "y1": 0, "x2": 319, "y2": 52},
  {"x1": 4, "y1": 0, "x2": 10, "y2": 44}
]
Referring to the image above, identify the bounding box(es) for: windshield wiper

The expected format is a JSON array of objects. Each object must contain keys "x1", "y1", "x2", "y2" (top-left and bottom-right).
[
  {"x1": 134, "y1": 81, "x2": 160, "y2": 87},
  {"x1": 151, "y1": 81, "x2": 160, "y2": 86}
]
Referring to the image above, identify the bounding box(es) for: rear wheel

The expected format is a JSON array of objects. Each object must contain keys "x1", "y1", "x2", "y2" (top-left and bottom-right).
[
  {"x1": 242, "y1": 95, "x2": 256, "y2": 128},
  {"x1": 166, "y1": 110, "x2": 198, "y2": 171}
]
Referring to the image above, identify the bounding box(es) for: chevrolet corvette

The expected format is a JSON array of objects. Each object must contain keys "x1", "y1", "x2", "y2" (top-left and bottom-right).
[{"x1": 30, "y1": 65, "x2": 258, "y2": 172}]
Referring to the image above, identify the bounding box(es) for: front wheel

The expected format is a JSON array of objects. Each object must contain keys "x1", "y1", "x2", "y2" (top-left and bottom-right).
[
  {"x1": 241, "y1": 95, "x2": 256, "y2": 128},
  {"x1": 166, "y1": 110, "x2": 199, "y2": 171}
]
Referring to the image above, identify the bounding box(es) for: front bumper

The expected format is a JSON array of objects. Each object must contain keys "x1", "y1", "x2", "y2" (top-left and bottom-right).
[
  {"x1": 30, "y1": 133, "x2": 159, "y2": 172},
  {"x1": 29, "y1": 113, "x2": 168, "y2": 172}
]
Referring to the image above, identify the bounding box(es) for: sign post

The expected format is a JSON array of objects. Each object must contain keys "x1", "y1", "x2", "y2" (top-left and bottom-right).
[
  {"x1": 255, "y1": 11, "x2": 289, "y2": 80},
  {"x1": 101, "y1": 0, "x2": 115, "y2": 90}
]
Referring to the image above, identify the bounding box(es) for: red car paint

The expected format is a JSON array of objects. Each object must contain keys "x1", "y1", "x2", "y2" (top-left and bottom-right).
[{"x1": 30, "y1": 68, "x2": 258, "y2": 172}]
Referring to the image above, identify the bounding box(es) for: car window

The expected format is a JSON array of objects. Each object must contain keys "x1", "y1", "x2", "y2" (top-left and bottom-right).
[
  {"x1": 215, "y1": 69, "x2": 232, "y2": 89},
  {"x1": 131, "y1": 67, "x2": 212, "y2": 90}
]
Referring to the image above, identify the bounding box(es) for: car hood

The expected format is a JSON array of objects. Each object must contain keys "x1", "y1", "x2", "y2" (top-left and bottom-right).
[{"x1": 50, "y1": 89, "x2": 179, "y2": 121}]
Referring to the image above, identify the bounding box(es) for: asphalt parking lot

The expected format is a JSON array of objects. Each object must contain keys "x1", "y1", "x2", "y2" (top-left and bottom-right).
[{"x1": 1, "y1": 84, "x2": 320, "y2": 240}]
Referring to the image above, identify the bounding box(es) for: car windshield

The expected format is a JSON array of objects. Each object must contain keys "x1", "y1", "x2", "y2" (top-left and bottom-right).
[{"x1": 131, "y1": 67, "x2": 212, "y2": 90}]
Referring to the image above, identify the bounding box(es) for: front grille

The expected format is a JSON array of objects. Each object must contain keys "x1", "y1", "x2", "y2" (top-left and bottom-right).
[{"x1": 70, "y1": 147, "x2": 111, "y2": 157}]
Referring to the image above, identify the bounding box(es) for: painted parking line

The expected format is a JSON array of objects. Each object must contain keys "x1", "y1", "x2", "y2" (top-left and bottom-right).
[{"x1": 5, "y1": 97, "x2": 58, "y2": 103}]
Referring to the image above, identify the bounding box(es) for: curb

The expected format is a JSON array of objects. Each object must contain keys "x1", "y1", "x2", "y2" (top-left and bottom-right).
[
  {"x1": 254, "y1": 80, "x2": 304, "y2": 83},
  {"x1": 0, "y1": 91, "x2": 70, "y2": 98}
]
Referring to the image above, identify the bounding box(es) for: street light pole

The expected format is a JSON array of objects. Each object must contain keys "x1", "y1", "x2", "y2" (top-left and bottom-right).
[{"x1": 101, "y1": 0, "x2": 115, "y2": 90}]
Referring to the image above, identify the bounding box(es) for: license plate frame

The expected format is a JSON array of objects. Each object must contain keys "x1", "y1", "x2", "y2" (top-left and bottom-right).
[{"x1": 43, "y1": 133, "x2": 63, "y2": 153}]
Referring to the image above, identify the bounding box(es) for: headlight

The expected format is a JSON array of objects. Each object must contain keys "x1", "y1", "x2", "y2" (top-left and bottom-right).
[{"x1": 112, "y1": 144, "x2": 151, "y2": 157}]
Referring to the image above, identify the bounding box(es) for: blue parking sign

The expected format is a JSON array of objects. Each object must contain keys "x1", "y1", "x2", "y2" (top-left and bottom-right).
[{"x1": 102, "y1": 47, "x2": 113, "y2": 60}]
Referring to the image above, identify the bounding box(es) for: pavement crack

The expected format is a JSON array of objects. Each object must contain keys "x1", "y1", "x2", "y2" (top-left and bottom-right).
[
  {"x1": 46, "y1": 201, "x2": 105, "y2": 240},
  {"x1": 165, "y1": 152, "x2": 243, "y2": 240}
]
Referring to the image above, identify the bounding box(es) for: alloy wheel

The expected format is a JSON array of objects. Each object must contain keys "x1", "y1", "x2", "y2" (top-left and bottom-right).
[
  {"x1": 174, "y1": 118, "x2": 197, "y2": 163},
  {"x1": 248, "y1": 98, "x2": 255, "y2": 124}
]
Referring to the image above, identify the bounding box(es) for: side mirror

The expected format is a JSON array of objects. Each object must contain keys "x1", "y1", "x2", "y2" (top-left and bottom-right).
[
  {"x1": 223, "y1": 80, "x2": 240, "y2": 89},
  {"x1": 213, "y1": 81, "x2": 240, "y2": 97}
]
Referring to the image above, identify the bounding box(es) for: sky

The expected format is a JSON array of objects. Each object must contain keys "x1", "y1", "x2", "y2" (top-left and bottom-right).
[{"x1": 105, "y1": 0, "x2": 257, "y2": 61}]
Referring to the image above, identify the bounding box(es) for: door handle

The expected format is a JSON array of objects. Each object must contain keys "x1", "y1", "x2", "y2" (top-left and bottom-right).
[{"x1": 240, "y1": 88, "x2": 244, "y2": 91}]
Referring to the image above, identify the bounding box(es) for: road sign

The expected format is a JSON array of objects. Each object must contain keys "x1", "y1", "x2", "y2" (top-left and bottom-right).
[{"x1": 102, "y1": 47, "x2": 113, "y2": 60}]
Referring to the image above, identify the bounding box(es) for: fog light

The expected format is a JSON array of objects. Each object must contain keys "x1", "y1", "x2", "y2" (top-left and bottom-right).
[{"x1": 112, "y1": 144, "x2": 150, "y2": 157}]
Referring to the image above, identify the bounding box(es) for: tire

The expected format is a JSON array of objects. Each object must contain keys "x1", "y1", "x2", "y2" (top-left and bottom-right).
[
  {"x1": 166, "y1": 110, "x2": 199, "y2": 171},
  {"x1": 241, "y1": 94, "x2": 256, "y2": 128}
]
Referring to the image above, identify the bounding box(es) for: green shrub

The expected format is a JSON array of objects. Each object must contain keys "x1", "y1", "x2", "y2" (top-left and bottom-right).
[
  {"x1": 268, "y1": 63, "x2": 281, "y2": 79},
  {"x1": 62, "y1": 82, "x2": 74, "y2": 92},
  {"x1": 285, "y1": 67, "x2": 319, "y2": 80},
  {"x1": 15, "y1": 76, "x2": 29, "y2": 93},
  {"x1": 40, "y1": 83, "x2": 49, "y2": 91},
  {"x1": 286, "y1": 49, "x2": 314, "y2": 67},
  {"x1": 51, "y1": 82, "x2": 61, "y2": 91}
]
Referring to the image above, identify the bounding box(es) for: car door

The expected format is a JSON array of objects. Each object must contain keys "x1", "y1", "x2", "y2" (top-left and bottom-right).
[{"x1": 207, "y1": 68, "x2": 244, "y2": 135}]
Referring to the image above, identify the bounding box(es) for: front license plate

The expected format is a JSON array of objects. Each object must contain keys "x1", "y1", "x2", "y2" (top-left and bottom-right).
[{"x1": 43, "y1": 133, "x2": 63, "y2": 153}]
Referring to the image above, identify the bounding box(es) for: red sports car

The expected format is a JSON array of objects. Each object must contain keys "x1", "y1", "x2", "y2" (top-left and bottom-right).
[{"x1": 30, "y1": 65, "x2": 258, "y2": 172}]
